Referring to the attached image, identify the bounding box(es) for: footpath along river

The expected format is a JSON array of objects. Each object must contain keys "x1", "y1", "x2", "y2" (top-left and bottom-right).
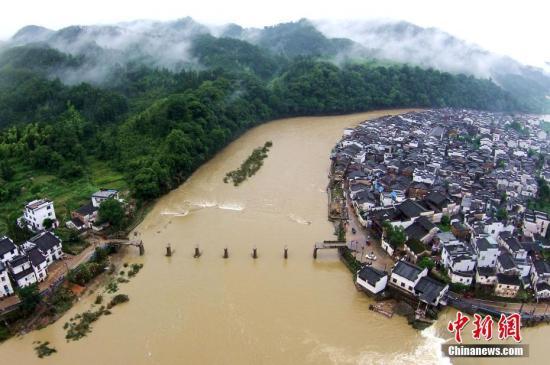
[{"x1": 0, "y1": 110, "x2": 546, "y2": 364}]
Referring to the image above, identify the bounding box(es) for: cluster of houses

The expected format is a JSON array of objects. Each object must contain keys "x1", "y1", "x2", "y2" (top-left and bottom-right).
[
  {"x1": 338, "y1": 109, "x2": 550, "y2": 302},
  {"x1": 66, "y1": 189, "x2": 120, "y2": 231},
  {"x1": 0, "y1": 232, "x2": 63, "y2": 298},
  {"x1": 0, "y1": 189, "x2": 122, "y2": 299}
]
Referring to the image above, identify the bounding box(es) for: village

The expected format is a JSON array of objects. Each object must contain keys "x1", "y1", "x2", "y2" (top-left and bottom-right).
[
  {"x1": 0, "y1": 189, "x2": 125, "y2": 305},
  {"x1": 331, "y1": 108, "x2": 550, "y2": 323}
]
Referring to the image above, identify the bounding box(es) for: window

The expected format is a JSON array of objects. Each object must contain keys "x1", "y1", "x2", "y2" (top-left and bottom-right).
[
  {"x1": 400, "y1": 283, "x2": 405, "y2": 288},
  {"x1": 408, "y1": 286, "x2": 412, "y2": 291},
  {"x1": 392, "y1": 278, "x2": 397, "y2": 283}
]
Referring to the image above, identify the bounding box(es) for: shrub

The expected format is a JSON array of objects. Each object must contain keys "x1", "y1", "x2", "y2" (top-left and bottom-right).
[
  {"x1": 34, "y1": 341, "x2": 57, "y2": 358},
  {"x1": 107, "y1": 294, "x2": 129, "y2": 309}
]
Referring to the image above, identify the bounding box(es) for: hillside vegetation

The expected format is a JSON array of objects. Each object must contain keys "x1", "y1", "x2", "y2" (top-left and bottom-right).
[{"x1": 0, "y1": 22, "x2": 543, "y2": 233}]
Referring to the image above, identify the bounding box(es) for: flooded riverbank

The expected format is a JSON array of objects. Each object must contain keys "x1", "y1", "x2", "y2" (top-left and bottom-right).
[{"x1": 0, "y1": 110, "x2": 545, "y2": 364}]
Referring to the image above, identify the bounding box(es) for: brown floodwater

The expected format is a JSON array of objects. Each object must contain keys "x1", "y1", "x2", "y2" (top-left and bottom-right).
[{"x1": 0, "y1": 110, "x2": 546, "y2": 364}]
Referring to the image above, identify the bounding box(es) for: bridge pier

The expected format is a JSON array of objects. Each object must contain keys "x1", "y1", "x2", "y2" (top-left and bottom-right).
[
  {"x1": 166, "y1": 243, "x2": 172, "y2": 257},
  {"x1": 252, "y1": 246, "x2": 258, "y2": 259},
  {"x1": 139, "y1": 241, "x2": 145, "y2": 256},
  {"x1": 194, "y1": 245, "x2": 202, "y2": 258},
  {"x1": 284, "y1": 246, "x2": 288, "y2": 259},
  {"x1": 313, "y1": 247, "x2": 318, "y2": 259}
]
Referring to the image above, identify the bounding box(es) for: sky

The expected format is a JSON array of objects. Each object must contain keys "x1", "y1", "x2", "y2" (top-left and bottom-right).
[{"x1": 1, "y1": 0, "x2": 549, "y2": 68}]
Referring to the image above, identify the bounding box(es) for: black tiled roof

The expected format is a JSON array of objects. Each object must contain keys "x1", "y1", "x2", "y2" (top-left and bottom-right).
[
  {"x1": 75, "y1": 202, "x2": 98, "y2": 216},
  {"x1": 9, "y1": 255, "x2": 29, "y2": 268},
  {"x1": 27, "y1": 247, "x2": 46, "y2": 267},
  {"x1": 397, "y1": 200, "x2": 427, "y2": 219},
  {"x1": 392, "y1": 260, "x2": 424, "y2": 281},
  {"x1": 12, "y1": 266, "x2": 35, "y2": 281},
  {"x1": 497, "y1": 253, "x2": 516, "y2": 270},
  {"x1": 496, "y1": 274, "x2": 520, "y2": 286},
  {"x1": 414, "y1": 276, "x2": 447, "y2": 304},
  {"x1": 30, "y1": 232, "x2": 61, "y2": 252},
  {"x1": 0, "y1": 236, "x2": 16, "y2": 257},
  {"x1": 476, "y1": 238, "x2": 496, "y2": 251},
  {"x1": 358, "y1": 266, "x2": 387, "y2": 286},
  {"x1": 536, "y1": 282, "x2": 550, "y2": 292},
  {"x1": 477, "y1": 267, "x2": 496, "y2": 277},
  {"x1": 533, "y1": 260, "x2": 550, "y2": 276}
]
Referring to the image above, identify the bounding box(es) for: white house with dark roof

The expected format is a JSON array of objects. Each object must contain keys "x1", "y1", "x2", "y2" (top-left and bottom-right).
[
  {"x1": 356, "y1": 266, "x2": 388, "y2": 294},
  {"x1": 8, "y1": 255, "x2": 38, "y2": 288},
  {"x1": 20, "y1": 199, "x2": 58, "y2": 232},
  {"x1": 26, "y1": 247, "x2": 48, "y2": 282},
  {"x1": 496, "y1": 252, "x2": 520, "y2": 276},
  {"x1": 495, "y1": 274, "x2": 521, "y2": 298},
  {"x1": 0, "y1": 262, "x2": 14, "y2": 297},
  {"x1": 474, "y1": 237, "x2": 499, "y2": 268},
  {"x1": 0, "y1": 236, "x2": 19, "y2": 265},
  {"x1": 414, "y1": 276, "x2": 449, "y2": 306},
  {"x1": 476, "y1": 267, "x2": 497, "y2": 285},
  {"x1": 523, "y1": 210, "x2": 550, "y2": 238},
  {"x1": 404, "y1": 216, "x2": 438, "y2": 244},
  {"x1": 531, "y1": 260, "x2": 550, "y2": 299},
  {"x1": 26, "y1": 231, "x2": 63, "y2": 265},
  {"x1": 389, "y1": 260, "x2": 428, "y2": 294},
  {"x1": 68, "y1": 202, "x2": 99, "y2": 230},
  {"x1": 441, "y1": 241, "x2": 476, "y2": 286},
  {"x1": 92, "y1": 189, "x2": 120, "y2": 208}
]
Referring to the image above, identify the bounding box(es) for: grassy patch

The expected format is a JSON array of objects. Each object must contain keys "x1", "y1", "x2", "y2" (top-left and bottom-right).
[{"x1": 0, "y1": 159, "x2": 128, "y2": 234}]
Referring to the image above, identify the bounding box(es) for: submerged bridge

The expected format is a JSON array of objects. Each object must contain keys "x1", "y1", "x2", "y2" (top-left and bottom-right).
[
  {"x1": 313, "y1": 241, "x2": 347, "y2": 258},
  {"x1": 105, "y1": 237, "x2": 145, "y2": 255}
]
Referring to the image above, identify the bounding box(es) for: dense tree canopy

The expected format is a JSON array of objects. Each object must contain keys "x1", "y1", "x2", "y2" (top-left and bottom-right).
[{"x1": 0, "y1": 40, "x2": 537, "y2": 204}]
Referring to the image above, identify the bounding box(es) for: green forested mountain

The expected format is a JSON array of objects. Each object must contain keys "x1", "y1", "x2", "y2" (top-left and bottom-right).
[{"x1": 0, "y1": 18, "x2": 546, "y2": 231}]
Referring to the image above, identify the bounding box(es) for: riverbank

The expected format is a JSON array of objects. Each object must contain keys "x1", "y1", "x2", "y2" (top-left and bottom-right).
[
  {"x1": 0, "y1": 199, "x2": 152, "y2": 344},
  {"x1": 0, "y1": 110, "x2": 493, "y2": 365},
  {"x1": 332, "y1": 110, "x2": 550, "y2": 334}
]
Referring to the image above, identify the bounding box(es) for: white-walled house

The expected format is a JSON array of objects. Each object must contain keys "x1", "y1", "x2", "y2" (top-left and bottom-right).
[
  {"x1": 531, "y1": 260, "x2": 550, "y2": 300},
  {"x1": 26, "y1": 232, "x2": 63, "y2": 265},
  {"x1": 523, "y1": 210, "x2": 550, "y2": 238},
  {"x1": 0, "y1": 236, "x2": 19, "y2": 265},
  {"x1": 414, "y1": 276, "x2": 449, "y2": 307},
  {"x1": 495, "y1": 274, "x2": 521, "y2": 298},
  {"x1": 441, "y1": 241, "x2": 476, "y2": 286},
  {"x1": 356, "y1": 266, "x2": 388, "y2": 294},
  {"x1": 26, "y1": 247, "x2": 48, "y2": 282},
  {"x1": 20, "y1": 199, "x2": 57, "y2": 232},
  {"x1": 0, "y1": 262, "x2": 14, "y2": 297},
  {"x1": 8, "y1": 255, "x2": 37, "y2": 288},
  {"x1": 474, "y1": 237, "x2": 499, "y2": 268},
  {"x1": 476, "y1": 267, "x2": 497, "y2": 286},
  {"x1": 389, "y1": 260, "x2": 428, "y2": 294},
  {"x1": 92, "y1": 189, "x2": 120, "y2": 208},
  {"x1": 483, "y1": 220, "x2": 514, "y2": 240}
]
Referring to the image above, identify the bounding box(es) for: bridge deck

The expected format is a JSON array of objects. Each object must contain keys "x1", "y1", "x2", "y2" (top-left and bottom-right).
[{"x1": 314, "y1": 241, "x2": 347, "y2": 249}]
